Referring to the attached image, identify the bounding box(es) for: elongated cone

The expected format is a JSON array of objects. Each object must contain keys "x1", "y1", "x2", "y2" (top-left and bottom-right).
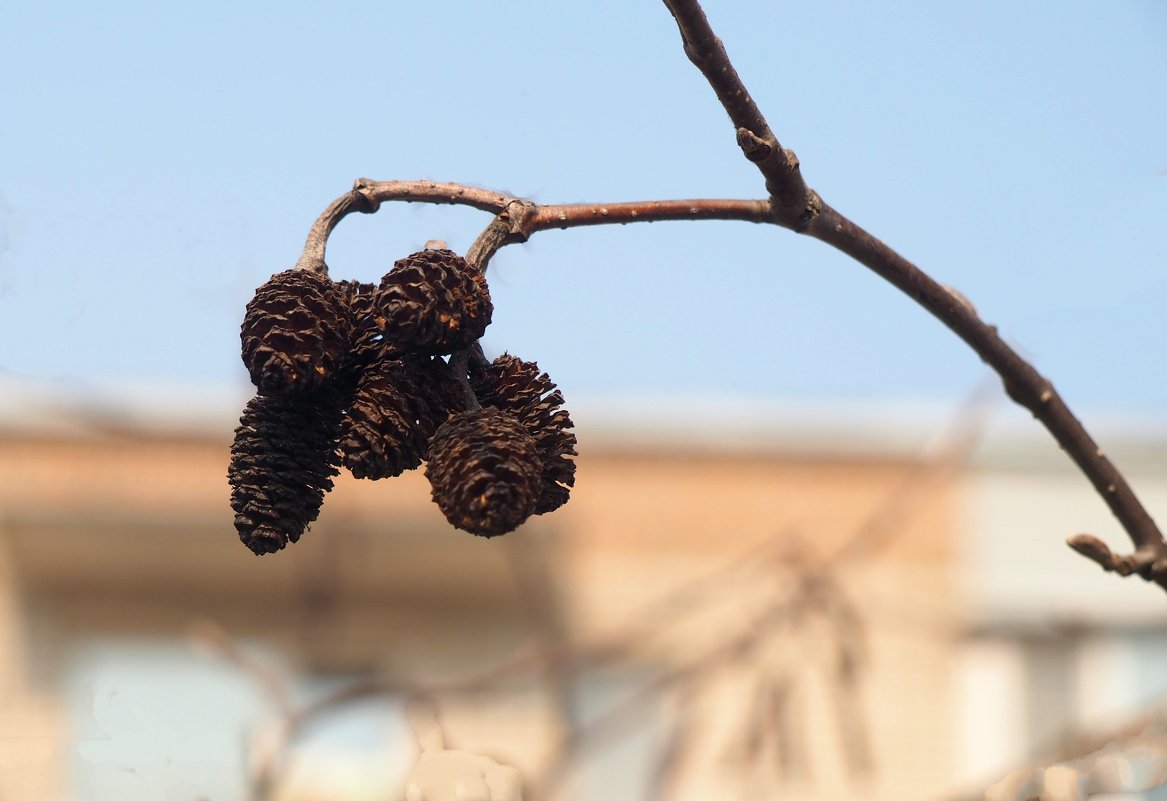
[
  {"x1": 241, "y1": 269, "x2": 352, "y2": 396},
  {"x1": 228, "y1": 392, "x2": 342, "y2": 554},
  {"x1": 338, "y1": 355, "x2": 463, "y2": 480},
  {"x1": 376, "y1": 249, "x2": 492, "y2": 356},
  {"x1": 470, "y1": 354, "x2": 577, "y2": 514},
  {"x1": 425, "y1": 408, "x2": 542, "y2": 537}
]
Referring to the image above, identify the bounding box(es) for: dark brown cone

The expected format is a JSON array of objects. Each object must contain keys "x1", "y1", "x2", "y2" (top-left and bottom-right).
[
  {"x1": 241, "y1": 268, "x2": 352, "y2": 396},
  {"x1": 376, "y1": 249, "x2": 492, "y2": 356},
  {"x1": 338, "y1": 355, "x2": 463, "y2": 480},
  {"x1": 425, "y1": 408, "x2": 543, "y2": 538},
  {"x1": 336, "y1": 279, "x2": 394, "y2": 376},
  {"x1": 228, "y1": 392, "x2": 342, "y2": 555},
  {"x1": 470, "y1": 354, "x2": 577, "y2": 514}
]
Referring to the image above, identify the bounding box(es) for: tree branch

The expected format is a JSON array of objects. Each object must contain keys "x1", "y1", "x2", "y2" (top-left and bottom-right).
[
  {"x1": 288, "y1": 5, "x2": 1164, "y2": 589},
  {"x1": 465, "y1": 200, "x2": 537, "y2": 272},
  {"x1": 294, "y1": 171, "x2": 1166, "y2": 588},
  {"x1": 292, "y1": 186, "x2": 377, "y2": 273},
  {"x1": 659, "y1": 0, "x2": 1167, "y2": 589},
  {"x1": 661, "y1": 0, "x2": 818, "y2": 229},
  {"x1": 294, "y1": 179, "x2": 515, "y2": 273},
  {"x1": 528, "y1": 198, "x2": 772, "y2": 232},
  {"x1": 810, "y1": 211, "x2": 1165, "y2": 567},
  {"x1": 295, "y1": 180, "x2": 773, "y2": 276}
]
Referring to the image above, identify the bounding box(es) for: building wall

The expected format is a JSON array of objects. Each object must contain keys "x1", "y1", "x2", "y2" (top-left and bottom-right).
[
  {"x1": 0, "y1": 497, "x2": 64, "y2": 800},
  {"x1": 0, "y1": 423, "x2": 964, "y2": 801},
  {"x1": 952, "y1": 442, "x2": 1167, "y2": 795}
]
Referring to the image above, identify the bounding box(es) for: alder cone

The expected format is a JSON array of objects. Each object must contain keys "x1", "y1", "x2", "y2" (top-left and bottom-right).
[
  {"x1": 241, "y1": 269, "x2": 352, "y2": 396},
  {"x1": 426, "y1": 408, "x2": 543, "y2": 538},
  {"x1": 470, "y1": 354, "x2": 577, "y2": 514},
  {"x1": 228, "y1": 392, "x2": 342, "y2": 555},
  {"x1": 336, "y1": 279, "x2": 390, "y2": 376},
  {"x1": 338, "y1": 356, "x2": 463, "y2": 480},
  {"x1": 376, "y1": 249, "x2": 492, "y2": 356}
]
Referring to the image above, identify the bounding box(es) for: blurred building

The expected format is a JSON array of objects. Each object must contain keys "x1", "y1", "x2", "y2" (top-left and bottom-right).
[{"x1": 0, "y1": 388, "x2": 1164, "y2": 801}]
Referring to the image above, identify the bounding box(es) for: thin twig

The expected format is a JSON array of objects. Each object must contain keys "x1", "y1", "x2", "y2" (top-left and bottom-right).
[
  {"x1": 216, "y1": 389, "x2": 980, "y2": 797},
  {"x1": 810, "y1": 573, "x2": 874, "y2": 778},
  {"x1": 190, "y1": 621, "x2": 293, "y2": 718},
  {"x1": 825, "y1": 378, "x2": 995, "y2": 566},
  {"x1": 528, "y1": 600, "x2": 795, "y2": 801},
  {"x1": 502, "y1": 533, "x2": 581, "y2": 732},
  {"x1": 189, "y1": 622, "x2": 296, "y2": 801},
  {"x1": 647, "y1": 681, "x2": 701, "y2": 801}
]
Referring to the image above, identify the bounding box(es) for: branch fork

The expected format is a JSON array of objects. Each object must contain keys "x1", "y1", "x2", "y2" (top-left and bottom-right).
[
  {"x1": 284, "y1": 1, "x2": 1164, "y2": 594},
  {"x1": 1068, "y1": 535, "x2": 1167, "y2": 580}
]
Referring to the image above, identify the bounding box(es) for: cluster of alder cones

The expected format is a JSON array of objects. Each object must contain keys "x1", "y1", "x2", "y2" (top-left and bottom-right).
[{"x1": 227, "y1": 247, "x2": 576, "y2": 555}]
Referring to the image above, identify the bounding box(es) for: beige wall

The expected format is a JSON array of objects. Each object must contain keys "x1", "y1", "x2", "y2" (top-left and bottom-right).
[
  {"x1": 0, "y1": 499, "x2": 64, "y2": 800},
  {"x1": 0, "y1": 426, "x2": 959, "y2": 801}
]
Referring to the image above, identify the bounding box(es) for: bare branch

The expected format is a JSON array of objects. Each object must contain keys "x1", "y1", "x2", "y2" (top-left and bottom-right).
[
  {"x1": 296, "y1": 179, "x2": 772, "y2": 276},
  {"x1": 529, "y1": 198, "x2": 772, "y2": 232},
  {"x1": 826, "y1": 379, "x2": 995, "y2": 566},
  {"x1": 501, "y1": 533, "x2": 581, "y2": 731},
  {"x1": 285, "y1": 4, "x2": 1164, "y2": 597},
  {"x1": 465, "y1": 200, "x2": 537, "y2": 272},
  {"x1": 647, "y1": 685, "x2": 700, "y2": 801},
  {"x1": 809, "y1": 212, "x2": 1165, "y2": 572},
  {"x1": 293, "y1": 179, "x2": 514, "y2": 274},
  {"x1": 661, "y1": 0, "x2": 818, "y2": 228},
  {"x1": 189, "y1": 621, "x2": 293, "y2": 719},
  {"x1": 529, "y1": 601, "x2": 794, "y2": 801},
  {"x1": 660, "y1": 0, "x2": 1167, "y2": 588},
  {"x1": 358, "y1": 178, "x2": 515, "y2": 214},
  {"x1": 293, "y1": 186, "x2": 377, "y2": 273}
]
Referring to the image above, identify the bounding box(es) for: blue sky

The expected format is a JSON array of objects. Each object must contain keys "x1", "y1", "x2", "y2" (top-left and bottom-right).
[{"x1": 1, "y1": 1, "x2": 1165, "y2": 416}]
